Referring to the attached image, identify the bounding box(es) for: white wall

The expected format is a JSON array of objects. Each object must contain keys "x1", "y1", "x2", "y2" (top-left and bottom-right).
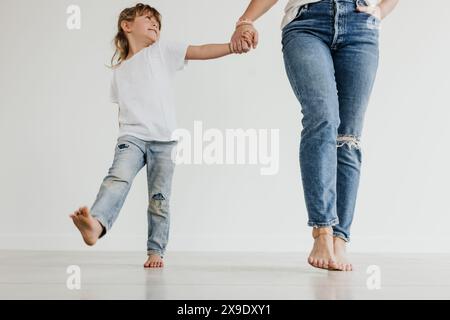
[{"x1": 1, "y1": 0, "x2": 449, "y2": 253}]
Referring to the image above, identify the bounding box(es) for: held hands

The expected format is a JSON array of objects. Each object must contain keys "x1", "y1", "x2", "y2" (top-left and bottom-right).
[{"x1": 230, "y1": 19, "x2": 259, "y2": 54}]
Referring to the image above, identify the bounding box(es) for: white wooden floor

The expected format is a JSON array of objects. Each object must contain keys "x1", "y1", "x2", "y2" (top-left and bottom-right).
[{"x1": 1, "y1": 250, "x2": 449, "y2": 299}]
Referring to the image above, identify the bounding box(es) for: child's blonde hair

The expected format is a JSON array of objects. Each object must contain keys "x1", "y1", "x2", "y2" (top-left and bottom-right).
[{"x1": 111, "y1": 3, "x2": 162, "y2": 67}]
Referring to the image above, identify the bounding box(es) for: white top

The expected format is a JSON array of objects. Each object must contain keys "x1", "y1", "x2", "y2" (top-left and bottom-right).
[
  {"x1": 281, "y1": 0, "x2": 322, "y2": 29},
  {"x1": 110, "y1": 38, "x2": 189, "y2": 142}
]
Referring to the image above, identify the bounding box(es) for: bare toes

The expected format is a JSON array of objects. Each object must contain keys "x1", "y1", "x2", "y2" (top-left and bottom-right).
[
  {"x1": 317, "y1": 259, "x2": 323, "y2": 268},
  {"x1": 329, "y1": 260, "x2": 339, "y2": 270},
  {"x1": 80, "y1": 207, "x2": 89, "y2": 217}
]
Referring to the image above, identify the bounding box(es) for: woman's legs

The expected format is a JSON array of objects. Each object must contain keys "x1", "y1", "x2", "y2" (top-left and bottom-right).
[
  {"x1": 283, "y1": 31, "x2": 341, "y2": 270},
  {"x1": 284, "y1": 34, "x2": 341, "y2": 230},
  {"x1": 332, "y1": 4, "x2": 380, "y2": 244},
  {"x1": 282, "y1": 0, "x2": 379, "y2": 270},
  {"x1": 331, "y1": 4, "x2": 379, "y2": 270}
]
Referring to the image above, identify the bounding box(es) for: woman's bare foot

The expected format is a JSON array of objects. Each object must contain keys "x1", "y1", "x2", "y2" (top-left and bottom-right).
[
  {"x1": 333, "y1": 236, "x2": 353, "y2": 271},
  {"x1": 144, "y1": 254, "x2": 164, "y2": 268},
  {"x1": 69, "y1": 206, "x2": 103, "y2": 246},
  {"x1": 308, "y1": 227, "x2": 341, "y2": 271}
]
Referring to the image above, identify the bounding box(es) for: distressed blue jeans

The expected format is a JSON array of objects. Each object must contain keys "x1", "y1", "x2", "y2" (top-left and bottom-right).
[
  {"x1": 90, "y1": 135, "x2": 177, "y2": 257},
  {"x1": 282, "y1": 0, "x2": 380, "y2": 241}
]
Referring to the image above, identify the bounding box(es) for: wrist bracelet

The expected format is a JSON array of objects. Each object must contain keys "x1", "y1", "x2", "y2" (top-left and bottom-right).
[
  {"x1": 236, "y1": 22, "x2": 253, "y2": 29},
  {"x1": 236, "y1": 18, "x2": 253, "y2": 29},
  {"x1": 228, "y1": 42, "x2": 234, "y2": 54}
]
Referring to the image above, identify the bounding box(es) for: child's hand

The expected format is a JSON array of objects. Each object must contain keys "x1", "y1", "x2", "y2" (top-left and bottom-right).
[
  {"x1": 230, "y1": 24, "x2": 258, "y2": 54},
  {"x1": 240, "y1": 31, "x2": 254, "y2": 53},
  {"x1": 231, "y1": 30, "x2": 255, "y2": 54}
]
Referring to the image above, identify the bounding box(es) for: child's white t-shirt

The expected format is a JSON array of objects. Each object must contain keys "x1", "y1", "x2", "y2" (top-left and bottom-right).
[{"x1": 110, "y1": 38, "x2": 189, "y2": 142}]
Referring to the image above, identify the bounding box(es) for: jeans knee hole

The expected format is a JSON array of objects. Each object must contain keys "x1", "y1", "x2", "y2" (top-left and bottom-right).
[{"x1": 337, "y1": 135, "x2": 361, "y2": 150}]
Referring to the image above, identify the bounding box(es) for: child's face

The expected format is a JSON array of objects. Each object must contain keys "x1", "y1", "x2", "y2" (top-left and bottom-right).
[{"x1": 127, "y1": 13, "x2": 161, "y2": 44}]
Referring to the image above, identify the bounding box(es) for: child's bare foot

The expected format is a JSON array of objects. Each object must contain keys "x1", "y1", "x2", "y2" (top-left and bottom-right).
[
  {"x1": 144, "y1": 254, "x2": 164, "y2": 268},
  {"x1": 333, "y1": 236, "x2": 353, "y2": 271},
  {"x1": 308, "y1": 227, "x2": 341, "y2": 271},
  {"x1": 69, "y1": 206, "x2": 103, "y2": 246}
]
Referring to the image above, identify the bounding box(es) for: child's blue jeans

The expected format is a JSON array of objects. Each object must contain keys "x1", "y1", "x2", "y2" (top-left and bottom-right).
[{"x1": 90, "y1": 135, "x2": 177, "y2": 257}]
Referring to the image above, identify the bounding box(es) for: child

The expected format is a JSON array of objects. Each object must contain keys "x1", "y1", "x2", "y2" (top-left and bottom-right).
[{"x1": 70, "y1": 3, "x2": 250, "y2": 268}]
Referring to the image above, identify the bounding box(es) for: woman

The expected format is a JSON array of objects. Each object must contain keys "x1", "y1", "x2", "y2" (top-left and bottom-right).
[{"x1": 230, "y1": 0, "x2": 400, "y2": 271}]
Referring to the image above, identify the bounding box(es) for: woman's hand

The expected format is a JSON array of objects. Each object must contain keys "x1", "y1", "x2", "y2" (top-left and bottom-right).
[
  {"x1": 356, "y1": 0, "x2": 401, "y2": 21},
  {"x1": 356, "y1": 4, "x2": 382, "y2": 20},
  {"x1": 228, "y1": 0, "x2": 280, "y2": 53},
  {"x1": 230, "y1": 24, "x2": 259, "y2": 54}
]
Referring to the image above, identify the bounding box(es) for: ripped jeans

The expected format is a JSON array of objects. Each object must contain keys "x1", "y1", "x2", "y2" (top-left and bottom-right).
[
  {"x1": 282, "y1": 0, "x2": 380, "y2": 241},
  {"x1": 90, "y1": 135, "x2": 177, "y2": 257}
]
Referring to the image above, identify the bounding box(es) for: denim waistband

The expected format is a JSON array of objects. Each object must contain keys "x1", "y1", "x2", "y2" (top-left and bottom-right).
[{"x1": 332, "y1": 0, "x2": 373, "y2": 4}]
